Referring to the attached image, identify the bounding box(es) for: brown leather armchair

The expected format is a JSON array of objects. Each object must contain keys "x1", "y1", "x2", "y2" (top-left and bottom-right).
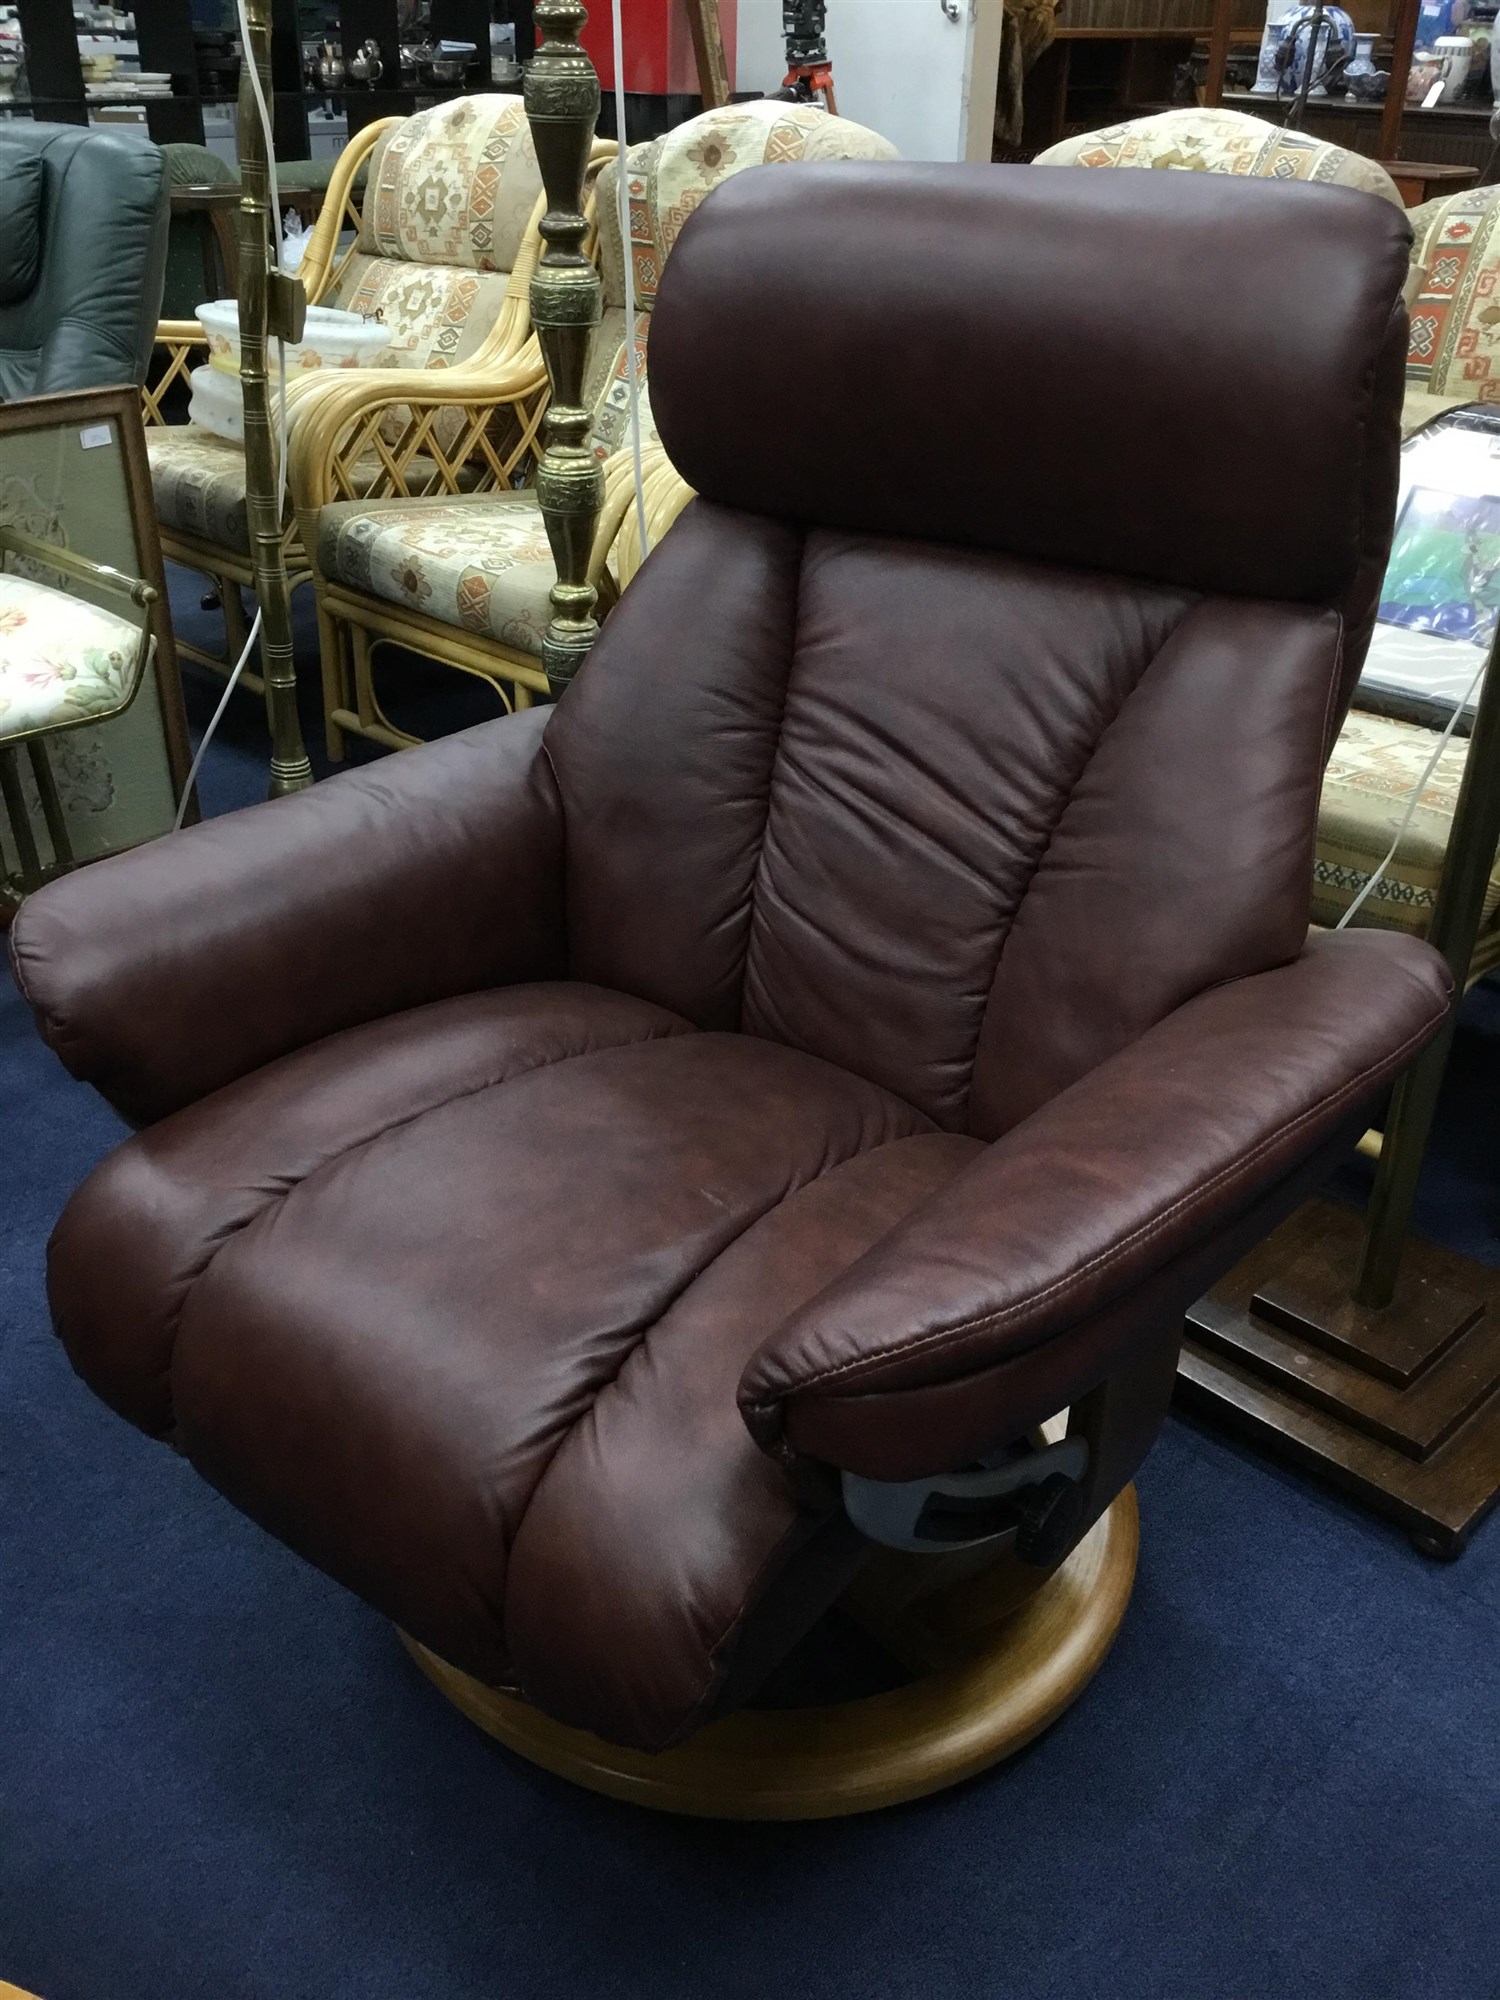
[{"x1": 10, "y1": 167, "x2": 1451, "y2": 1818}]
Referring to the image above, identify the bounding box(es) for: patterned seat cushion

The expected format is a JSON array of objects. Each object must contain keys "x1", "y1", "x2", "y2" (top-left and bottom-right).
[
  {"x1": 149, "y1": 425, "x2": 471, "y2": 555},
  {"x1": 1313, "y1": 708, "x2": 1500, "y2": 968},
  {"x1": 0, "y1": 573, "x2": 148, "y2": 736},
  {"x1": 317, "y1": 492, "x2": 556, "y2": 657},
  {"x1": 148, "y1": 425, "x2": 251, "y2": 550},
  {"x1": 1035, "y1": 107, "x2": 1404, "y2": 209},
  {"x1": 1407, "y1": 185, "x2": 1500, "y2": 406}
]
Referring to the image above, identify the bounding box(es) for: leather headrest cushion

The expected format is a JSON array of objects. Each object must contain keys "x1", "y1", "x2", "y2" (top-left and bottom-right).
[
  {"x1": 0, "y1": 152, "x2": 44, "y2": 304},
  {"x1": 648, "y1": 163, "x2": 1413, "y2": 606}
]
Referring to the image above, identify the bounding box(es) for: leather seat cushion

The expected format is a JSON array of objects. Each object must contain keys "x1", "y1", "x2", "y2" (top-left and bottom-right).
[{"x1": 50, "y1": 980, "x2": 977, "y2": 1748}]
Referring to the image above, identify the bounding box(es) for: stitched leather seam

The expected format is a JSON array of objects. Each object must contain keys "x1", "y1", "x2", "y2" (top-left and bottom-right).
[
  {"x1": 154, "y1": 1018, "x2": 696, "y2": 1402},
  {"x1": 761, "y1": 999, "x2": 1445, "y2": 1407},
  {"x1": 963, "y1": 590, "x2": 1200, "y2": 1126},
  {"x1": 738, "y1": 527, "x2": 812, "y2": 1031},
  {"x1": 1320, "y1": 610, "x2": 1347, "y2": 762},
  {"x1": 506, "y1": 1116, "x2": 932, "y2": 1574}
]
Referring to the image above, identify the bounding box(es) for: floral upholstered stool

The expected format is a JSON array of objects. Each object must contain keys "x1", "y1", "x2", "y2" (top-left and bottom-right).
[
  {"x1": 0, "y1": 560, "x2": 156, "y2": 902},
  {"x1": 1312, "y1": 707, "x2": 1500, "y2": 982}
]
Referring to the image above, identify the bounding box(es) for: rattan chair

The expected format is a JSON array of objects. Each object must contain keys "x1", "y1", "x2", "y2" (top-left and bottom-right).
[
  {"x1": 146, "y1": 95, "x2": 565, "y2": 695},
  {"x1": 294, "y1": 98, "x2": 899, "y2": 759}
]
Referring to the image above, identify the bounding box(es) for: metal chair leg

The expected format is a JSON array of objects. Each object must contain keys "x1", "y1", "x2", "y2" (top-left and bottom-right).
[
  {"x1": 26, "y1": 736, "x2": 73, "y2": 873},
  {"x1": 0, "y1": 742, "x2": 44, "y2": 894}
]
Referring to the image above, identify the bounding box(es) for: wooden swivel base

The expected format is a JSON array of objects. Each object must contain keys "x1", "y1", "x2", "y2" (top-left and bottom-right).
[{"x1": 400, "y1": 1487, "x2": 1138, "y2": 1820}]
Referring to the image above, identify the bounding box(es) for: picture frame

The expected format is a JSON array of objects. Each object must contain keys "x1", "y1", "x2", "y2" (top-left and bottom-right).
[{"x1": 0, "y1": 384, "x2": 196, "y2": 909}]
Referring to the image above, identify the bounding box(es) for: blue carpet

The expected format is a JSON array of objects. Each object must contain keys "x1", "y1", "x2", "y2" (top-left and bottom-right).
[{"x1": 2, "y1": 572, "x2": 1498, "y2": 2000}]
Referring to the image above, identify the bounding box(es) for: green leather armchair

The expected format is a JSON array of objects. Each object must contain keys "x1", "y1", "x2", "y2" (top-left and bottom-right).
[{"x1": 0, "y1": 124, "x2": 169, "y2": 401}]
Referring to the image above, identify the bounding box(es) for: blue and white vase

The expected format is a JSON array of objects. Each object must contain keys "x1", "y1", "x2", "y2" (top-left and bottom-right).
[
  {"x1": 1345, "y1": 30, "x2": 1379, "y2": 79},
  {"x1": 1253, "y1": 15, "x2": 1292, "y2": 91},
  {"x1": 1280, "y1": 3, "x2": 1357, "y2": 95}
]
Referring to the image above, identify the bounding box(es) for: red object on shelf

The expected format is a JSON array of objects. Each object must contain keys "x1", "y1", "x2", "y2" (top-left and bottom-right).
[{"x1": 580, "y1": 0, "x2": 738, "y2": 97}]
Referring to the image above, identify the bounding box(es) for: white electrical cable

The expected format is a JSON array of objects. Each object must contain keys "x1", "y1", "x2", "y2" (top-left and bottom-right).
[
  {"x1": 174, "y1": 0, "x2": 290, "y2": 829},
  {"x1": 173, "y1": 608, "x2": 263, "y2": 828},
  {"x1": 611, "y1": 0, "x2": 652, "y2": 562},
  {"x1": 1334, "y1": 648, "x2": 1489, "y2": 931}
]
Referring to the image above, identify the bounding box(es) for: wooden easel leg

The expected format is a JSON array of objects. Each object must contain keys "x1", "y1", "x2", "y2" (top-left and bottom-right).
[{"x1": 684, "y1": 0, "x2": 731, "y2": 109}]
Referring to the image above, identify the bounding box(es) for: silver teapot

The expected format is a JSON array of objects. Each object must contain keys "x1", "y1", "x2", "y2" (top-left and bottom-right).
[{"x1": 348, "y1": 37, "x2": 382, "y2": 85}]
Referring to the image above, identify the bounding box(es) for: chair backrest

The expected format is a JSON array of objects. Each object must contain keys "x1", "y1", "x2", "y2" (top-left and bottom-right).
[
  {"x1": 0, "y1": 123, "x2": 168, "y2": 401},
  {"x1": 157, "y1": 142, "x2": 238, "y2": 323},
  {"x1": 1406, "y1": 182, "x2": 1500, "y2": 402},
  {"x1": 542, "y1": 166, "x2": 1410, "y2": 1136},
  {"x1": 322, "y1": 94, "x2": 543, "y2": 372},
  {"x1": 1035, "y1": 106, "x2": 1404, "y2": 211},
  {"x1": 584, "y1": 99, "x2": 899, "y2": 462}
]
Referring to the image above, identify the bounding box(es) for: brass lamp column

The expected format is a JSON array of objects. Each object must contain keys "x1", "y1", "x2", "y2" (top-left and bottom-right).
[
  {"x1": 238, "y1": 0, "x2": 314, "y2": 793},
  {"x1": 525, "y1": 0, "x2": 605, "y2": 696}
]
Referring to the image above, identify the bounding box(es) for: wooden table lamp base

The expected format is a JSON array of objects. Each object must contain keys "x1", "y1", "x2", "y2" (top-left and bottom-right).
[
  {"x1": 1182, "y1": 1198, "x2": 1500, "y2": 1559},
  {"x1": 400, "y1": 1488, "x2": 1139, "y2": 1820}
]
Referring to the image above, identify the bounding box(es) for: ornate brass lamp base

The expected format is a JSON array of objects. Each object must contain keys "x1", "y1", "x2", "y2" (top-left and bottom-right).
[{"x1": 399, "y1": 1488, "x2": 1138, "y2": 1820}]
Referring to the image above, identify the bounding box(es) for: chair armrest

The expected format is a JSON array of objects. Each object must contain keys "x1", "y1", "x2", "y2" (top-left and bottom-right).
[
  {"x1": 608, "y1": 448, "x2": 697, "y2": 590},
  {"x1": 8, "y1": 709, "x2": 564, "y2": 1128},
  {"x1": 289, "y1": 346, "x2": 549, "y2": 515},
  {"x1": 739, "y1": 930, "x2": 1452, "y2": 1480}
]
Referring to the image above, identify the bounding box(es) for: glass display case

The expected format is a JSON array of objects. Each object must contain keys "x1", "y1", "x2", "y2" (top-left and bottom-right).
[{"x1": 3, "y1": 0, "x2": 532, "y2": 155}]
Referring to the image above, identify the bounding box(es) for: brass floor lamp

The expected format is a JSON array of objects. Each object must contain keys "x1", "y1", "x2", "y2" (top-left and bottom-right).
[{"x1": 236, "y1": 0, "x2": 313, "y2": 796}]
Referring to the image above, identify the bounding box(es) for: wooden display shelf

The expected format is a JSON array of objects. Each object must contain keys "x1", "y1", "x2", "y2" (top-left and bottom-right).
[
  {"x1": 1055, "y1": 26, "x2": 1215, "y2": 37},
  {"x1": 1223, "y1": 87, "x2": 1494, "y2": 120}
]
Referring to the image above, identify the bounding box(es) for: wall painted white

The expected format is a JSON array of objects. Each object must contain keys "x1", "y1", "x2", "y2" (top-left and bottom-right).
[{"x1": 735, "y1": 0, "x2": 1001, "y2": 162}]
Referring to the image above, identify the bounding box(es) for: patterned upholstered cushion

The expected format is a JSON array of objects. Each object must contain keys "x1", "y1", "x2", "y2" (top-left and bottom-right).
[
  {"x1": 0, "y1": 573, "x2": 148, "y2": 735},
  {"x1": 585, "y1": 306, "x2": 655, "y2": 464},
  {"x1": 1035, "y1": 108, "x2": 1404, "y2": 209},
  {"x1": 1313, "y1": 708, "x2": 1500, "y2": 968},
  {"x1": 579, "y1": 102, "x2": 898, "y2": 463},
  {"x1": 357, "y1": 94, "x2": 540, "y2": 274},
  {"x1": 149, "y1": 425, "x2": 465, "y2": 555},
  {"x1": 593, "y1": 99, "x2": 901, "y2": 314},
  {"x1": 321, "y1": 254, "x2": 513, "y2": 373},
  {"x1": 148, "y1": 425, "x2": 250, "y2": 550},
  {"x1": 317, "y1": 492, "x2": 556, "y2": 657},
  {"x1": 1406, "y1": 185, "x2": 1500, "y2": 404}
]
